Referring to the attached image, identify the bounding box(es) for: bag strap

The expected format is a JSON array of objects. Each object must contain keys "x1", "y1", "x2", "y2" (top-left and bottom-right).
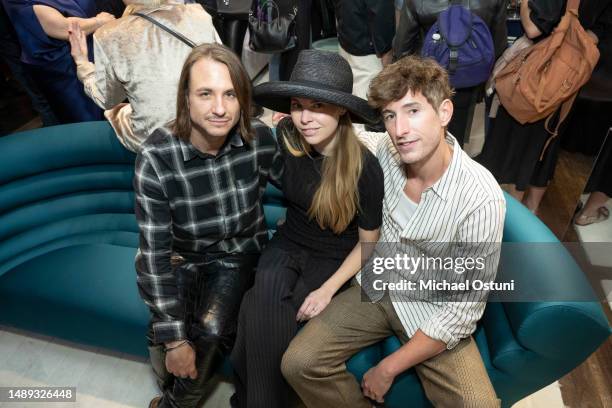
[
  {"x1": 254, "y1": 0, "x2": 281, "y2": 21},
  {"x1": 539, "y1": 93, "x2": 578, "y2": 160},
  {"x1": 133, "y1": 12, "x2": 196, "y2": 48}
]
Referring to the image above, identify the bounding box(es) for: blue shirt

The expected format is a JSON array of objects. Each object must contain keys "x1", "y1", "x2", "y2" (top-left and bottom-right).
[{"x1": 2, "y1": 0, "x2": 95, "y2": 65}]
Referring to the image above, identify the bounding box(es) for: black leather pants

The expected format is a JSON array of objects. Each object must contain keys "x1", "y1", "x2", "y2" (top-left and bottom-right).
[{"x1": 148, "y1": 252, "x2": 259, "y2": 408}]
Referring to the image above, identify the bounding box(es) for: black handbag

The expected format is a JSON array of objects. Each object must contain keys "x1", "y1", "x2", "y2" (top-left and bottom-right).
[
  {"x1": 248, "y1": 0, "x2": 297, "y2": 53},
  {"x1": 215, "y1": 0, "x2": 252, "y2": 17}
]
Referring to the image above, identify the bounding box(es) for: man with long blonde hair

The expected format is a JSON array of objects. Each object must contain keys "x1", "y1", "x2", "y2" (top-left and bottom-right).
[{"x1": 133, "y1": 44, "x2": 283, "y2": 408}]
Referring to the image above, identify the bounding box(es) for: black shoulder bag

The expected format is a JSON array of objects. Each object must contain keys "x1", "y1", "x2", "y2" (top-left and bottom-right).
[{"x1": 248, "y1": 0, "x2": 297, "y2": 53}]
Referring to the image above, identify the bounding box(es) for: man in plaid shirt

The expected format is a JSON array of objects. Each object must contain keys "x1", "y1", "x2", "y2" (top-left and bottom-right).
[{"x1": 134, "y1": 44, "x2": 283, "y2": 408}]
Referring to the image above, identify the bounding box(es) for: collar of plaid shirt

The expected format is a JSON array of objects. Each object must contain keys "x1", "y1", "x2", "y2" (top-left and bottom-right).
[{"x1": 178, "y1": 127, "x2": 245, "y2": 161}]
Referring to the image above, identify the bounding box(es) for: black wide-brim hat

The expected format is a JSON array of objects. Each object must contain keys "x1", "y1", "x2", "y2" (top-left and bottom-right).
[{"x1": 254, "y1": 50, "x2": 379, "y2": 124}]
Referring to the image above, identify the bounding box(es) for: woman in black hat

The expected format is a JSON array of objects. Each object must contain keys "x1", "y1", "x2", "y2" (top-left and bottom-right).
[{"x1": 230, "y1": 50, "x2": 384, "y2": 408}]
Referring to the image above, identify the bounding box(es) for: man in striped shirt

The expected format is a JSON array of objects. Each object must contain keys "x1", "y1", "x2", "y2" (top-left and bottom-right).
[{"x1": 283, "y1": 56, "x2": 506, "y2": 407}]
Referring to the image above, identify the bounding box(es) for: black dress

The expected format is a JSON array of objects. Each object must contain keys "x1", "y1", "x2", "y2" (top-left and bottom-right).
[
  {"x1": 478, "y1": 0, "x2": 612, "y2": 191},
  {"x1": 565, "y1": 3, "x2": 612, "y2": 197},
  {"x1": 230, "y1": 134, "x2": 384, "y2": 408}
]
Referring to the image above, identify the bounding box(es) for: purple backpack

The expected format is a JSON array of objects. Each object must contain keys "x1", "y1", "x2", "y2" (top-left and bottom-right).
[{"x1": 421, "y1": 2, "x2": 495, "y2": 89}]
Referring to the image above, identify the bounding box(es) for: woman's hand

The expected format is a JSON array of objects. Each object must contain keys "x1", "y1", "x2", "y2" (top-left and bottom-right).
[
  {"x1": 296, "y1": 286, "x2": 334, "y2": 322},
  {"x1": 68, "y1": 20, "x2": 88, "y2": 64}
]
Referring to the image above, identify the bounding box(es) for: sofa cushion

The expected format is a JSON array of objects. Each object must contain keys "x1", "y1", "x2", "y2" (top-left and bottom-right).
[{"x1": 0, "y1": 243, "x2": 150, "y2": 356}]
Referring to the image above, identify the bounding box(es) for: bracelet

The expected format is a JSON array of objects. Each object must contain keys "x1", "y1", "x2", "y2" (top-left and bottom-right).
[{"x1": 163, "y1": 339, "x2": 191, "y2": 353}]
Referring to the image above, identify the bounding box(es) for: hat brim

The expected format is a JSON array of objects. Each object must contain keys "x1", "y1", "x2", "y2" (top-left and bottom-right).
[{"x1": 253, "y1": 81, "x2": 379, "y2": 124}]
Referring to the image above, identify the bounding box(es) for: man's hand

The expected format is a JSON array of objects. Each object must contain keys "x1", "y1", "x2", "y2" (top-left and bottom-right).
[
  {"x1": 68, "y1": 20, "x2": 88, "y2": 64},
  {"x1": 296, "y1": 286, "x2": 334, "y2": 322},
  {"x1": 361, "y1": 362, "x2": 395, "y2": 404},
  {"x1": 165, "y1": 340, "x2": 197, "y2": 379}
]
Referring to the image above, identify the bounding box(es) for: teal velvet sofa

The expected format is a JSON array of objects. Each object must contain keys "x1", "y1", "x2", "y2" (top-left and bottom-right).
[{"x1": 0, "y1": 122, "x2": 609, "y2": 407}]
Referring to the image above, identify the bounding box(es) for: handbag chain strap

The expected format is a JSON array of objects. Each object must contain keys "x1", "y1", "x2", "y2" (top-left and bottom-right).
[{"x1": 134, "y1": 12, "x2": 196, "y2": 48}]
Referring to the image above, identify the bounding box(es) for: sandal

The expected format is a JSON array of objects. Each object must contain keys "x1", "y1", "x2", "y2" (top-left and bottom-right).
[{"x1": 574, "y1": 206, "x2": 610, "y2": 226}]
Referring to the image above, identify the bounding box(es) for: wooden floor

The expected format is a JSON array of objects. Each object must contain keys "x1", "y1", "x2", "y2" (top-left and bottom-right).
[
  {"x1": 499, "y1": 122, "x2": 612, "y2": 408},
  {"x1": 558, "y1": 303, "x2": 612, "y2": 408}
]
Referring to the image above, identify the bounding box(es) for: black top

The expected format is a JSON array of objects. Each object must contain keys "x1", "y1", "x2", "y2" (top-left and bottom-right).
[
  {"x1": 528, "y1": 0, "x2": 612, "y2": 40},
  {"x1": 334, "y1": 0, "x2": 395, "y2": 56},
  {"x1": 277, "y1": 133, "x2": 384, "y2": 260}
]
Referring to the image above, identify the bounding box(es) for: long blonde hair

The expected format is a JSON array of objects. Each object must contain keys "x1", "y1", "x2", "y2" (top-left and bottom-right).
[{"x1": 281, "y1": 114, "x2": 364, "y2": 234}]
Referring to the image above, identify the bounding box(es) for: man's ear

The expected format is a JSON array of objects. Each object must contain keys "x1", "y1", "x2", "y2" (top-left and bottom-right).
[{"x1": 437, "y1": 99, "x2": 453, "y2": 127}]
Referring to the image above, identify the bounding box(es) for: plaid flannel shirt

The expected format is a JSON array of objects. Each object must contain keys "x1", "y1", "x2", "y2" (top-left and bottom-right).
[{"x1": 134, "y1": 123, "x2": 283, "y2": 344}]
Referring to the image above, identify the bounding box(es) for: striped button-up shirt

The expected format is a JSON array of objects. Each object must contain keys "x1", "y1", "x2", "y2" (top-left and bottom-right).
[
  {"x1": 134, "y1": 123, "x2": 283, "y2": 344},
  {"x1": 357, "y1": 129, "x2": 506, "y2": 349}
]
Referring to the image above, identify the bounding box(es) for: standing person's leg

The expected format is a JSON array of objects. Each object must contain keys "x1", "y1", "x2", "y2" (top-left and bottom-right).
[
  {"x1": 222, "y1": 18, "x2": 248, "y2": 57},
  {"x1": 448, "y1": 86, "x2": 479, "y2": 148},
  {"x1": 25, "y1": 60, "x2": 103, "y2": 123},
  {"x1": 0, "y1": 40, "x2": 58, "y2": 126},
  {"x1": 153, "y1": 253, "x2": 258, "y2": 408},
  {"x1": 338, "y1": 47, "x2": 383, "y2": 100},
  {"x1": 279, "y1": 0, "x2": 312, "y2": 80},
  {"x1": 575, "y1": 191, "x2": 611, "y2": 225},
  {"x1": 282, "y1": 285, "x2": 394, "y2": 408},
  {"x1": 231, "y1": 242, "x2": 308, "y2": 408},
  {"x1": 523, "y1": 130, "x2": 562, "y2": 212}
]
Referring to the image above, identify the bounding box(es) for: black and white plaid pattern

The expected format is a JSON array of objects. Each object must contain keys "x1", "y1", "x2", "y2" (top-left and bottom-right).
[{"x1": 134, "y1": 124, "x2": 283, "y2": 344}]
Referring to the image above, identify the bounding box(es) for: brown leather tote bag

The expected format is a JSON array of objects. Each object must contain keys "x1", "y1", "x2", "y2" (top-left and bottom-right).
[{"x1": 495, "y1": 0, "x2": 600, "y2": 157}]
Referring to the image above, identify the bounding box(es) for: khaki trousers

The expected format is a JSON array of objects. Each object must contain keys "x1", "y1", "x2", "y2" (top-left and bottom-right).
[
  {"x1": 338, "y1": 47, "x2": 383, "y2": 100},
  {"x1": 282, "y1": 285, "x2": 500, "y2": 408}
]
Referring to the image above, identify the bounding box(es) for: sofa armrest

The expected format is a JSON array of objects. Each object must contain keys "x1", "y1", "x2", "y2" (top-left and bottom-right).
[
  {"x1": 503, "y1": 301, "x2": 610, "y2": 362},
  {"x1": 496, "y1": 194, "x2": 611, "y2": 363}
]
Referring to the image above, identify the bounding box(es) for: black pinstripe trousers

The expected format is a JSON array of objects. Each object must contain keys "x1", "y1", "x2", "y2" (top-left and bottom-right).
[{"x1": 230, "y1": 235, "x2": 345, "y2": 408}]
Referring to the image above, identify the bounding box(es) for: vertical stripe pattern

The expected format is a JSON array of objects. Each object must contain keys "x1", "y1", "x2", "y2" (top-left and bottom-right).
[{"x1": 356, "y1": 128, "x2": 506, "y2": 349}]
